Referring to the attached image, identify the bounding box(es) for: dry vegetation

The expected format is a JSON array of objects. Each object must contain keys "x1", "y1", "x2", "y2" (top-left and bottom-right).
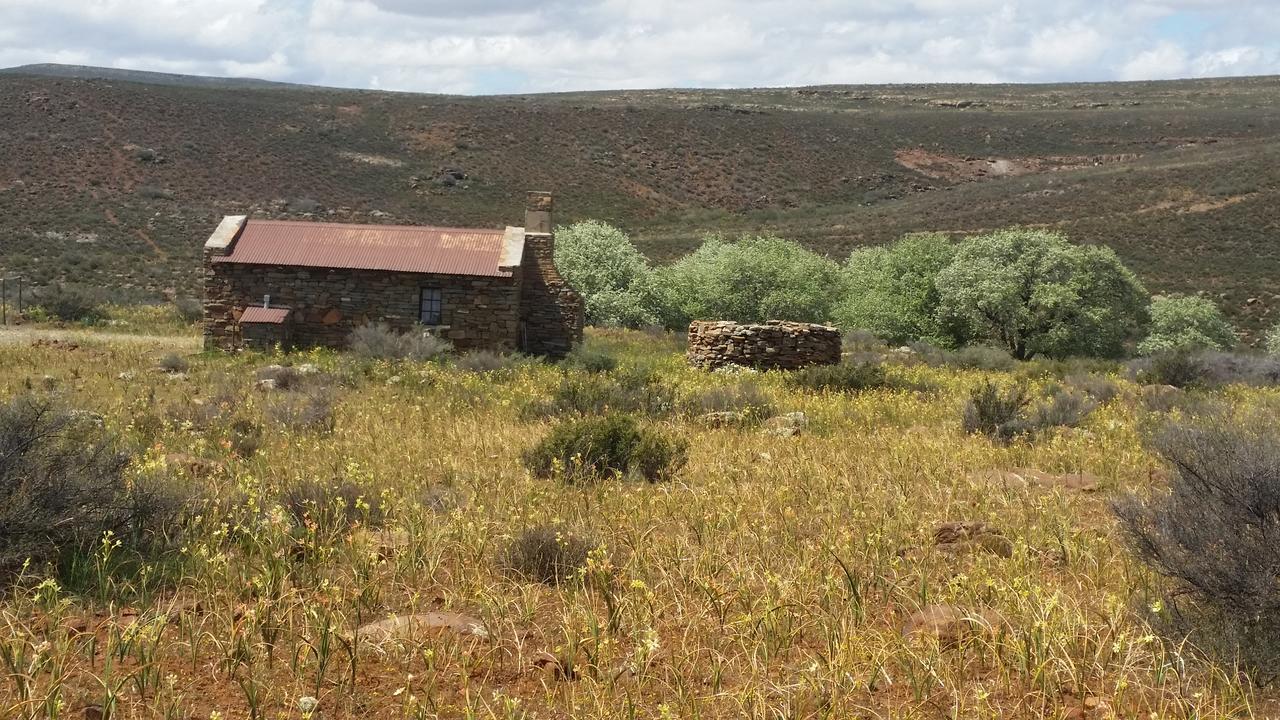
[{"x1": 3, "y1": 327, "x2": 1280, "y2": 718}]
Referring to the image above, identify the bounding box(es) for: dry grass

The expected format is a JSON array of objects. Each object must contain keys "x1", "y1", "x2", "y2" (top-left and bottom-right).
[{"x1": 0, "y1": 328, "x2": 1272, "y2": 718}]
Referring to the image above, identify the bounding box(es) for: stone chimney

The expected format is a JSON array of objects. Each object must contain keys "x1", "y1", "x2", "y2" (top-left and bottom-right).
[
  {"x1": 518, "y1": 191, "x2": 583, "y2": 358},
  {"x1": 525, "y1": 190, "x2": 553, "y2": 235}
]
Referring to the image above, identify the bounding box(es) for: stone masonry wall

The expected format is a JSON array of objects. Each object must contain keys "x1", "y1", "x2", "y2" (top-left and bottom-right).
[
  {"x1": 687, "y1": 320, "x2": 842, "y2": 370},
  {"x1": 518, "y1": 231, "x2": 584, "y2": 359},
  {"x1": 204, "y1": 262, "x2": 521, "y2": 351}
]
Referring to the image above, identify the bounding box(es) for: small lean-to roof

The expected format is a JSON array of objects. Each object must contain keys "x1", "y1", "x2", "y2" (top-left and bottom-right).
[
  {"x1": 239, "y1": 306, "x2": 291, "y2": 324},
  {"x1": 213, "y1": 219, "x2": 523, "y2": 278}
]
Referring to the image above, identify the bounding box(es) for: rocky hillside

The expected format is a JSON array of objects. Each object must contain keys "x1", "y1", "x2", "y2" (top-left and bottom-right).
[{"x1": 1, "y1": 66, "x2": 1277, "y2": 331}]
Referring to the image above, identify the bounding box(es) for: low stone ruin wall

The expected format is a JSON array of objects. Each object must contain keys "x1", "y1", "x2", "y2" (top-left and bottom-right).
[{"x1": 687, "y1": 320, "x2": 842, "y2": 371}]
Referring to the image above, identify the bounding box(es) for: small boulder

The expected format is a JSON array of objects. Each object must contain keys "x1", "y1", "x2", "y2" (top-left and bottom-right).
[
  {"x1": 356, "y1": 611, "x2": 488, "y2": 644},
  {"x1": 933, "y1": 521, "x2": 1013, "y2": 558},
  {"x1": 970, "y1": 468, "x2": 1101, "y2": 493},
  {"x1": 698, "y1": 411, "x2": 743, "y2": 428},
  {"x1": 762, "y1": 412, "x2": 808, "y2": 437},
  {"x1": 902, "y1": 604, "x2": 1003, "y2": 647}
]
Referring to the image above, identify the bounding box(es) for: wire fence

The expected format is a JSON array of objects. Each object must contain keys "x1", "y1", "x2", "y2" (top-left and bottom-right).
[{"x1": 1, "y1": 276, "x2": 26, "y2": 326}]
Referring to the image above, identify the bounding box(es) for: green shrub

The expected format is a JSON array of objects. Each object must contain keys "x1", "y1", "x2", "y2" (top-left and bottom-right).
[
  {"x1": 1130, "y1": 350, "x2": 1207, "y2": 388},
  {"x1": 501, "y1": 525, "x2": 594, "y2": 585},
  {"x1": 560, "y1": 346, "x2": 618, "y2": 374},
  {"x1": 833, "y1": 233, "x2": 960, "y2": 345},
  {"x1": 785, "y1": 361, "x2": 888, "y2": 393},
  {"x1": 279, "y1": 477, "x2": 383, "y2": 532},
  {"x1": 654, "y1": 234, "x2": 843, "y2": 328},
  {"x1": 156, "y1": 353, "x2": 189, "y2": 374},
  {"x1": 266, "y1": 387, "x2": 337, "y2": 432},
  {"x1": 455, "y1": 350, "x2": 525, "y2": 373},
  {"x1": 1266, "y1": 324, "x2": 1280, "y2": 356},
  {"x1": 554, "y1": 220, "x2": 661, "y2": 328},
  {"x1": 961, "y1": 381, "x2": 1030, "y2": 443},
  {"x1": 0, "y1": 395, "x2": 183, "y2": 576},
  {"x1": 1026, "y1": 389, "x2": 1097, "y2": 430},
  {"x1": 35, "y1": 284, "x2": 105, "y2": 323},
  {"x1": 348, "y1": 323, "x2": 451, "y2": 361},
  {"x1": 686, "y1": 381, "x2": 775, "y2": 421},
  {"x1": 172, "y1": 297, "x2": 203, "y2": 324},
  {"x1": 523, "y1": 414, "x2": 687, "y2": 483},
  {"x1": 1139, "y1": 295, "x2": 1236, "y2": 355},
  {"x1": 528, "y1": 371, "x2": 676, "y2": 419}
]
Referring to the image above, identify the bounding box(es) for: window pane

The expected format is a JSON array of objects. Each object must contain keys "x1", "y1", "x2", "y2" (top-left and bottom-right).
[{"x1": 420, "y1": 288, "x2": 442, "y2": 324}]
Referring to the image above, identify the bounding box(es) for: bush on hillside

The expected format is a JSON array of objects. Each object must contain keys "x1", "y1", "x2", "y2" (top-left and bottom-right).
[
  {"x1": 0, "y1": 395, "x2": 182, "y2": 575},
  {"x1": 1138, "y1": 295, "x2": 1236, "y2": 355},
  {"x1": 348, "y1": 323, "x2": 452, "y2": 361},
  {"x1": 935, "y1": 229, "x2": 1149, "y2": 360},
  {"x1": 523, "y1": 414, "x2": 687, "y2": 483},
  {"x1": 36, "y1": 284, "x2": 105, "y2": 323},
  {"x1": 173, "y1": 297, "x2": 203, "y2": 324},
  {"x1": 501, "y1": 525, "x2": 595, "y2": 586},
  {"x1": 1114, "y1": 413, "x2": 1280, "y2": 683},
  {"x1": 686, "y1": 380, "x2": 776, "y2": 422},
  {"x1": 785, "y1": 360, "x2": 889, "y2": 393},
  {"x1": 560, "y1": 346, "x2": 618, "y2": 374},
  {"x1": 280, "y1": 477, "x2": 384, "y2": 532},
  {"x1": 654, "y1": 234, "x2": 843, "y2": 328},
  {"x1": 961, "y1": 381, "x2": 1030, "y2": 443},
  {"x1": 526, "y1": 372, "x2": 676, "y2": 418}
]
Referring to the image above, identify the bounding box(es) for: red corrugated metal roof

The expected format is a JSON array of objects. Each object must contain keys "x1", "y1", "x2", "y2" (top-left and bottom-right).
[
  {"x1": 213, "y1": 219, "x2": 512, "y2": 277},
  {"x1": 239, "y1": 306, "x2": 291, "y2": 324}
]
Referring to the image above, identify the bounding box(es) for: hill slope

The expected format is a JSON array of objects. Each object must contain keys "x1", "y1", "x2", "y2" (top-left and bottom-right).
[{"x1": 1, "y1": 66, "x2": 1277, "y2": 333}]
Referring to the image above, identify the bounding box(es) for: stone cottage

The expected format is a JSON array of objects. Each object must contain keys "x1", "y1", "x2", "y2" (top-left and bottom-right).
[{"x1": 202, "y1": 192, "x2": 583, "y2": 357}]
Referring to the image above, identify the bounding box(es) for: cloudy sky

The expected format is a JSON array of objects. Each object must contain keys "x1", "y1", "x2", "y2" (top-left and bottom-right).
[{"x1": 1, "y1": 0, "x2": 1277, "y2": 94}]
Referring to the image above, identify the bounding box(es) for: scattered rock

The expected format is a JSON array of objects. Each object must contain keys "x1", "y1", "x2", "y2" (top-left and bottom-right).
[
  {"x1": 254, "y1": 378, "x2": 278, "y2": 391},
  {"x1": 698, "y1": 411, "x2": 743, "y2": 428},
  {"x1": 164, "y1": 453, "x2": 225, "y2": 478},
  {"x1": 532, "y1": 650, "x2": 576, "y2": 679},
  {"x1": 762, "y1": 411, "x2": 808, "y2": 437},
  {"x1": 902, "y1": 604, "x2": 1003, "y2": 646},
  {"x1": 68, "y1": 410, "x2": 105, "y2": 427},
  {"x1": 933, "y1": 521, "x2": 1013, "y2": 558},
  {"x1": 970, "y1": 468, "x2": 1102, "y2": 493},
  {"x1": 355, "y1": 612, "x2": 488, "y2": 644}
]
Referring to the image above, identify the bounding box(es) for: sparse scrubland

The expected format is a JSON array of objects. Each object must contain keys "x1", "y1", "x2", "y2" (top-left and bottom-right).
[{"x1": 7, "y1": 325, "x2": 1280, "y2": 718}]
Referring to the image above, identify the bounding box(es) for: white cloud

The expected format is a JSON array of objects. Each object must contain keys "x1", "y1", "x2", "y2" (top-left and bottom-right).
[{"x1": 0, "y1": 0, "x2": 1276, "y2": 93}]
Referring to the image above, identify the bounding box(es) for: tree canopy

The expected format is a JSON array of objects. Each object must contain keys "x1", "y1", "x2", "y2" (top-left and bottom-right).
[
  {"x1": 654, "y1": 234, "x2": 844, "y2": 329},
  {"x1": 554, "y1": 220, "x2": 660, "y2": 328},
  {"x1": 934, "y1": 229, "x2": 1149, "y2": 359},
  {"x1": 1138, "y1": 295, "x2": 1236, "y2": 355},
  {"x1": 833, "y1": 233, "x2": 961, "y2": 346}
]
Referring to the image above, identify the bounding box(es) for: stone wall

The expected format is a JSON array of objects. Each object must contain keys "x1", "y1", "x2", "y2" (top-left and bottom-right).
[
  {"x1": 687, "y1": 320, "x2": 842, "y2": 370},
  {"x1": 204, "y1": 262, "x2": 521, "y2": 351}
]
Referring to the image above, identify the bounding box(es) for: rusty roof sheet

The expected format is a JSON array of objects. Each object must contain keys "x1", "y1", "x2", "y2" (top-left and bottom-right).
[
  {"x1": 213, "y1": 219, "x2": 514, "y2": 277},
  {"x1": 239, "y1": 306, "x2": 291, "y2": 324}
]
